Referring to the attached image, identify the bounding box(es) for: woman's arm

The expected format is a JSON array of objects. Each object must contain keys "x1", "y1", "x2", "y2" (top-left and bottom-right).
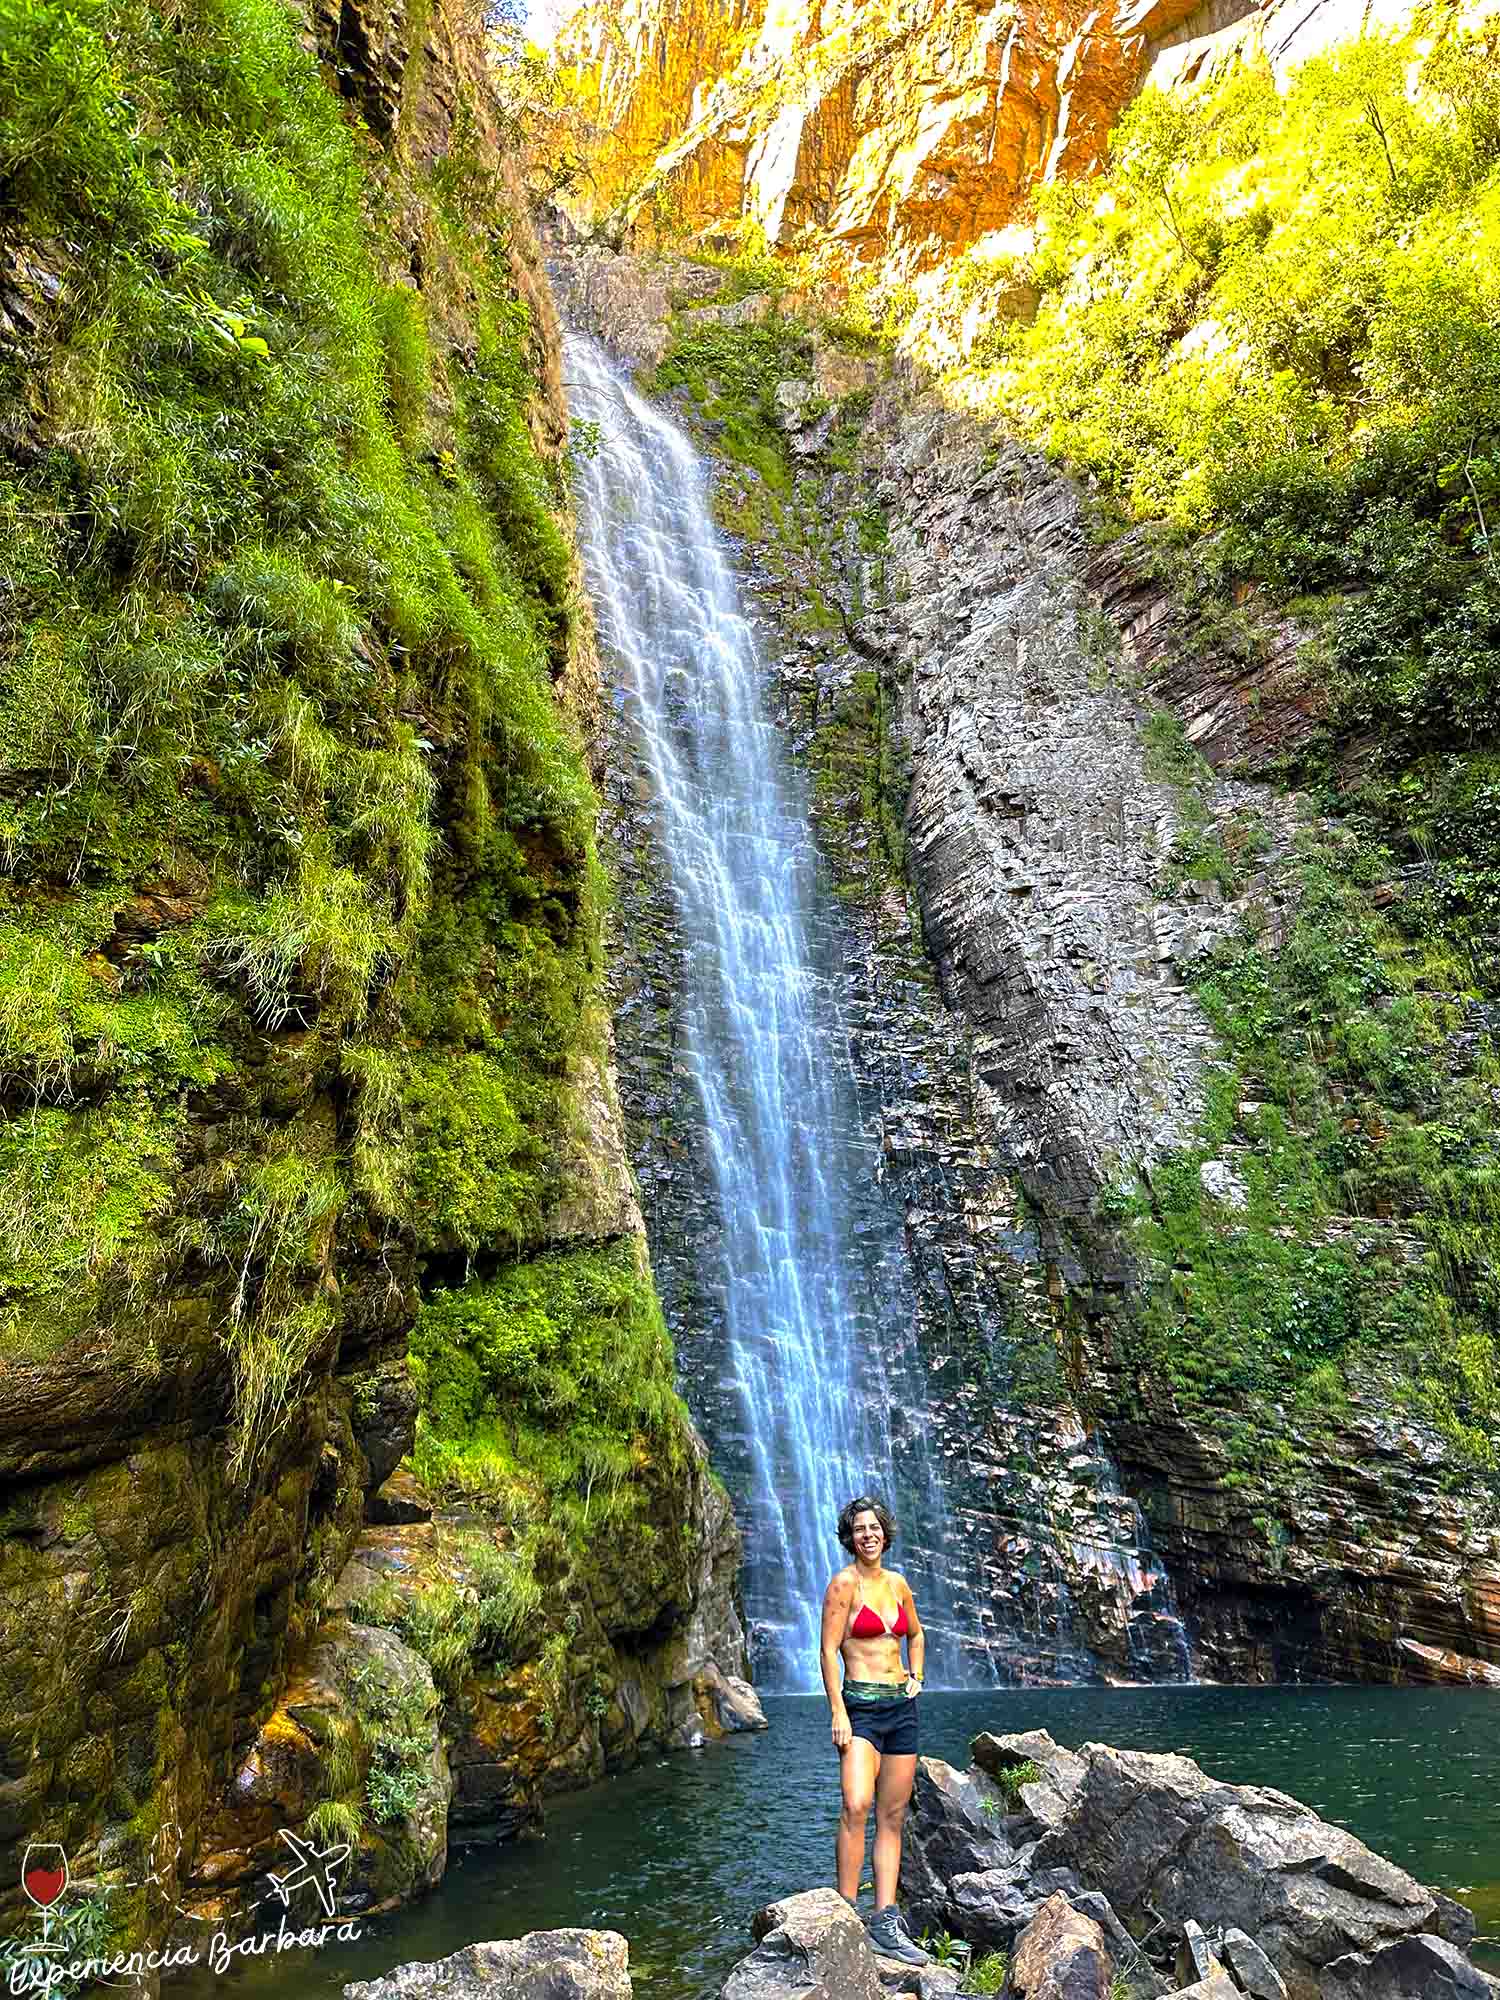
[
  {"x1": 821, "y1": 1574, "x2": 854, "y2": 1747},
  {"x1": 899, "y1": 1575, "x2": 925, "y2": 1693}
]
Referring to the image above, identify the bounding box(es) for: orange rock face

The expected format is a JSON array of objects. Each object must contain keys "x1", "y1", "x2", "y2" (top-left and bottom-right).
[
  {"x1": 556, "y1": 0, "x2": 1443, "y2": 276},
  {"x1": 558, "y1": 0, "x2": 1174, "y2": 272}
]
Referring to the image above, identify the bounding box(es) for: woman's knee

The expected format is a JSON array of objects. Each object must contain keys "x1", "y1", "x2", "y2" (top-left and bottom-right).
[{"x1": 840, "y1": 1796, "x2": 873, "y2": 1830}]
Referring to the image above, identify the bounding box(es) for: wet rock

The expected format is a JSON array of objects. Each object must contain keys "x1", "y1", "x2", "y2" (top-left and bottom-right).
[
  {"x1": 999, "y1": 1892, "x2": 1111, "y2": 1999},
  {"x1": 368, "y1": 1468, "x2": 433, "y2": 1525},
  {"x1": 346, "y1": 1358, "x2": 419, "y2": 1490},
  {"x1": 693, "y1": 1662, "x2": 769, "y2": 1732},
  {"x1": 726, "y1": 1888, "x2": 882, "y2": 1998},
  {"x1": 342, "y1": 1928, "x2": 632, "y2": 1997},
  {"x1": 1433, "y1": 1896, "x2": 1479, "y2": 1951}
]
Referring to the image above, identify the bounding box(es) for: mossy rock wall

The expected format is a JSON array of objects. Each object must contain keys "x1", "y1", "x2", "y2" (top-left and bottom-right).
[{"x1": 0, "y1": 0, "x2": 743, "y2": 1966}]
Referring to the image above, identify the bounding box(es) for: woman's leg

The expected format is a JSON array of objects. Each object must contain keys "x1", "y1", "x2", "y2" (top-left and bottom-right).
[
  {"x1": 837, "y1": 1738, "x2": 879, "y2": 1900},
  {"x1": 871, "y1": 1752, "x2": 917, "y2": 1910}
]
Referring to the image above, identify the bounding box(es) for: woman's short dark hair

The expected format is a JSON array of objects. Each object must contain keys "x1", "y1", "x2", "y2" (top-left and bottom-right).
[{"x1": 837, "y1": 1495, "x2": 896, "y2": 1554}]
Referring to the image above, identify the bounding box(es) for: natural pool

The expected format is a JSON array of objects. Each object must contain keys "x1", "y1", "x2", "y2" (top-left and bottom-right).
[{"x1": 171, "y1": 1686, "x2": 1500, "y2": 1996}]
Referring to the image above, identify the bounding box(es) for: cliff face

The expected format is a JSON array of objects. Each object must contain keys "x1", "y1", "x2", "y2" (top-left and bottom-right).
[
  {"x1": 0, "y1": 0, "x2": 744, "y2": 1967},
  {"x1": 558, "y1": 0, "x2": 1422, "y2": 273},
  {"x1": 552, "y1": 242, "x2": 1500, "y2": 1688}
]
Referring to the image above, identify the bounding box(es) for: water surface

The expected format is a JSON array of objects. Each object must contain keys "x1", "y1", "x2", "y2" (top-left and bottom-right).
[{"x1": 174, "y1": 1687, "x2": 1500, "y2": 1995}]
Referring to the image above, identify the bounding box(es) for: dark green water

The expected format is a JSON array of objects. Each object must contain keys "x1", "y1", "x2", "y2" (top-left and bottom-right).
[{"x1": 169, "y1": 1688, "x2": 1500, "y2": 1995}]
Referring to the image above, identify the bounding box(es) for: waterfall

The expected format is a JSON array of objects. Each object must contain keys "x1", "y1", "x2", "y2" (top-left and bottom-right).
[{"x1": 566, "y1": 334, "x2": 983, "y2": 1692}]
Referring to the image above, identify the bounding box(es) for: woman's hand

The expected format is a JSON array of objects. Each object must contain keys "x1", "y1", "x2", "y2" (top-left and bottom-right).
[
  {"x1": 831, "y1": 1706, "x2": 852, "y2": 1749},
  {"x1": 904, "y1": 1674, "x2": 922, "y2": 1699}
]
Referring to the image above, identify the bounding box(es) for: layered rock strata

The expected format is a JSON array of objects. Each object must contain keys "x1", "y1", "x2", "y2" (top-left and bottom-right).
[{"x1": 553, "y1": 249, "x2": 1500, "y2": 1684}]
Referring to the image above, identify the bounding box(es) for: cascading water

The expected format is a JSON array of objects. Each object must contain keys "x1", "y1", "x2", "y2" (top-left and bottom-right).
[{"x1": 567, "y1": 333, "x2": 983, "y2": 1692}]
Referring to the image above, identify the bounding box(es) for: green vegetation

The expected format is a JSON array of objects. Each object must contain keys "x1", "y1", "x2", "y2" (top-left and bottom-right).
[
  {"x1": 343, "y1": 1529, "x2": 547, "y2": 1695},
  {"x1": 990, "y1": 1758, "x2": 1041, "y2": 1802},
  {"x1": 968, "y1": 30, "x2": 1500, "y2": 732},
  {"x1": 958, "y1": 27, "x2": 1500, "y2": 932},
  {"x1": 1110, "y1": 817, "x2": 1500, "y2": 1470},
  {"x1": 918, "y1": 24, "x2": 1500, "y2": 1474},
  {"x1": 305, "y1": 1797, "x2": 365, "y2": 1849},
  {"x1": 0, "y1": 0, "x2": 602, "y2": 1468},
  {"x1": 960, "y1": 1951, "x2": 1008, "y2": 1995},
  {"x1": 651, "y1": 318, "x2": 812, "y2": 487},
  {"x1": 410, "y1": 1239, "x2": 688, "y2": 1529}
]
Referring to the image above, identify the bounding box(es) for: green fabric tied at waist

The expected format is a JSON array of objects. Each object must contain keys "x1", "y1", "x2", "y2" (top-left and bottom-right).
[{"x1": 842, "y1": 1679, "x2": 911, "y2": 1705}]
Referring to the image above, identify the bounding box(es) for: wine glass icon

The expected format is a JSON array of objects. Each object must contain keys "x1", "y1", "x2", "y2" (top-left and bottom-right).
[{"x1": 21, "y1": 1843, "x2": 69, "y2": 1952}]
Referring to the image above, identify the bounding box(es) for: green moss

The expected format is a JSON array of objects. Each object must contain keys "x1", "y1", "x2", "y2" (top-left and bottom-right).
[
  {"x1": 1107, "y1": 822, "x2": 1500, "y2": 1470},
  {"x1": 649, "y1": 318, "x2": 813, "y2": 489},
  {"x1": 0, "y1": 0, "x2": 602, "y2": 1457},
  {"x1": 410, "y1": 1240, "x2": 689, "y2": 1535}
]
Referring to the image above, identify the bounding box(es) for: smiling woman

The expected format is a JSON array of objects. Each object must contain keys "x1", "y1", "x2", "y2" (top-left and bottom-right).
[{"x1": 820, "y1": 1495, "x2": 930, "y2": 1967}]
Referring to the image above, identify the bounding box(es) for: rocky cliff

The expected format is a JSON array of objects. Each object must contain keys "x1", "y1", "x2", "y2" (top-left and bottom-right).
[
  {"x1": 551, "y1": 232, "x2": 1500, "y2": 1687},
  {"x1": 555, "y1": 0, "x2": 1428, "y2": 275},
  {"x1": 0, "y1": 0, "x2": 747, "y2": 1971}
]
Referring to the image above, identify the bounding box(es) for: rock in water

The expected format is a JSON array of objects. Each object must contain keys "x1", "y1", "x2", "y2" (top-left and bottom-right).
[
  {"x1": 725, "y1": 1888, "x2": 884, "y2": 1999},
  {"x1": 905, "y1": 1734, "x2": 1498, "y2": 2000},
  {"x1": 999, "y1": 1893, "x2": 1111, "y2": 1999},
  {"x1": 1010, "y1": 1733, "x2": 1441, "y2": 1990},
  {"x1": 342, "y1": 1931, "x2": 632, "y2": 1998},
  {"x1": 1321, "y1": 1933, "x2": 1500, "y2": 1999},
  {"x1": 694, "y1": 1661, "x2": 770, "y2": 1732}
]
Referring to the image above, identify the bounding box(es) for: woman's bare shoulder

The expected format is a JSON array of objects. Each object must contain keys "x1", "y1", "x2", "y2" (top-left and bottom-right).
[{"x1": 824, "y1": 1565, "x2": 856, "y2": 1598}]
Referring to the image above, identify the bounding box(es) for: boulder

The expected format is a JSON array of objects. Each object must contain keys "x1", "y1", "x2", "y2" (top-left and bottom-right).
[
  {"x1": 1069, "y1": 1892, "x2": 1168, "y2": 1997},
  {"x1": 367, "y1": 1467, "x2": 433, "y2": 1525},
  {"x1": 693, "y1": 1661, "x2": 769, "y2": 1733},
  {"x1": 948, "y1": 1864, "x2": 1082, "y2": 1951},
  {"x1": 1161, "y1": 1977, "x2": 1239, "y2": 2000},
  {"x1": 999, "y1": 1892, "x2": 1112, "y2": 2000},
  {"x1": 342, "y1": 1929, "x2": 631, "y2": 1997},
  {"x1": 875, "y1": 1965, "x2": 964, "y2": 1998},
  {"x1": 1176, "y1": 1921, "x2": 1220, "y2": 1986},
  {"x1": 1219, "y1": 1929, "x2": 1286, "y2": 2000},
  {"x1": 726, "y1": 1888, "x2": 883, "y2": 1999},
  {"x1": 900, "y1": 1757, "x2": 1013, "y2": 1933},
  {"x1": 1017, "y1": 1735, "x2": 1444, "y2": 1994},
  {"x1": 1320, "y1": 1933, "x2": 1500, "y2": 1999},
  {"x1": 970, "y1": 1733, "x2": 1086, "y2": 1839}
]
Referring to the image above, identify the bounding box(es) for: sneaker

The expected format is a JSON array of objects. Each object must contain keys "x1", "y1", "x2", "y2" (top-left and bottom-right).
[{"x1": 866, "y1": 1905, "x2": 931, "y2": 1966}]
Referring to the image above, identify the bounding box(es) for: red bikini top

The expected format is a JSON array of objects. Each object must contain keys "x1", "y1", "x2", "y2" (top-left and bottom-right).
[{"x1": 849, "y1": 1587, "x2": 908, "y2": 1639}]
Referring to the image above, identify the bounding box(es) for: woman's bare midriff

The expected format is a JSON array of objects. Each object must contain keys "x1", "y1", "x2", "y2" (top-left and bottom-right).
[{"x1": 841, "y1": 1575, "x2": 906, "y2": 1683}]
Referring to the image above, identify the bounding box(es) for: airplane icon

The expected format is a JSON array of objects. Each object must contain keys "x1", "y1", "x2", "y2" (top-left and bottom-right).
[{"x1": 264, "y1": 1829, "x2": 349, "y2": 1918}]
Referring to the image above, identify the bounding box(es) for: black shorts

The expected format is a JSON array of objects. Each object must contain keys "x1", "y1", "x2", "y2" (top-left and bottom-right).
[{"x1": 846, "y1": 1697, "x2": 919, "y2": 1756}]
